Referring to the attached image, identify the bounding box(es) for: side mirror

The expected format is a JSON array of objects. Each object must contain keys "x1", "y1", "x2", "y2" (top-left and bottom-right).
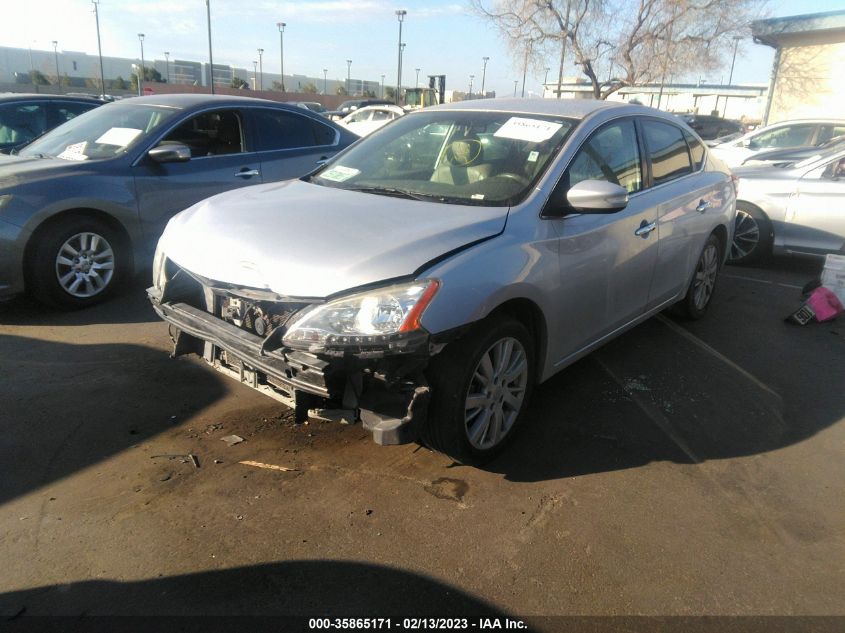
[
  {"x1": 565, "y1": 180, "x2": 629, "y2": 214},
  {"x1": 148, "y1": 143, "x2": 191, "y2": 164}
]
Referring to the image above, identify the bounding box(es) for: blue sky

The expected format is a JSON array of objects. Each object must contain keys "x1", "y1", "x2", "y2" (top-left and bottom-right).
[{"x1": 1, "y1": 0, "x2": 843, "y2": 95}]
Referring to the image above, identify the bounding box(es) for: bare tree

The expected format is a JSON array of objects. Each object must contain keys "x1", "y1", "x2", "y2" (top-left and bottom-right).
[{"x1": 473, "y1": 0, "x2": 767, "y2": 99}]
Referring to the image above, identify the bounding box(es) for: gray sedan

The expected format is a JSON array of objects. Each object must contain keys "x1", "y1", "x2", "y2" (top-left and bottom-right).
[
  {"x1": 0, "y1": 94, "x2": 357, "y2": 307},
  {"x1": 731, "y1": 149, "x2": 845, "y2": 263},
  {"x1": 149, "y1": 99, "x2": 735, "y2": 464}
]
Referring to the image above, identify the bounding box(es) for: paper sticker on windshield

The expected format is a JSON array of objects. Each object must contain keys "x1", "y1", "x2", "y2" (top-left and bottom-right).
[
  {"x1": 494, "y1": 117, "x2": 562, "y2": 143},
  {"x1": 320, "y1": 165, "x2": 359, "y2": 182},
  {"x1": 57, "y1": 141, "x2": 89, "y2": 161},
  {"x1": 95, "y1": 127, "x2": 142, "y2": 147},
  {"x1": 527, "y1": 150, "x2": 539, "y2": 162}
]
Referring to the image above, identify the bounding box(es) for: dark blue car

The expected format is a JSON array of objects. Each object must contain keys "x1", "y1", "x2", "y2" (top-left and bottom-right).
[{"x1": 0, "y1": 94, "x2": 357, "y2": 307}]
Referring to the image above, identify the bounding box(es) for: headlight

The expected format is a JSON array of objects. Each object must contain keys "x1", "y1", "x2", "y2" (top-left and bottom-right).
[
  {"x1": 152, "y1": 246, "x2": 167, "y2": 291},
  {"x1": 282, "y1": 279, "x2": 440, "y2": 352}
]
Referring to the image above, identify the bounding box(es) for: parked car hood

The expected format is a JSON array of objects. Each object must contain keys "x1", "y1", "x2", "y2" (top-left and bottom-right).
[
  {"x1": 0, "y1": 153, "x2": 95, "y2": 189},
  {"x1": 159, "y1": 179, "x2": 508, "y2": 298}
]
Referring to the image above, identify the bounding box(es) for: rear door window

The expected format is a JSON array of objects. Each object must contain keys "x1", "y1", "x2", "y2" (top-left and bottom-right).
[
  {"x1": 568, "y1": 119, "x2": 642, "y2": 193},
  {"x1": 251, "y1": 109, "x2": 336, "y2": 150},
  {"x1": 684, "y1": 130, "x2": 706, "y2": 170},
  {"x1": 642, "y1": 119, "x2": 693, "y2": 186}
]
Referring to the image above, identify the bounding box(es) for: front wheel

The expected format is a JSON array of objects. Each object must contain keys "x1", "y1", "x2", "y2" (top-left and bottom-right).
[
  {"x1": 29, "y1": 216, "x2": 126, "y2": 309},
  {"x1": 423, "y1": 316, "x2": 535, "y2": 465}
]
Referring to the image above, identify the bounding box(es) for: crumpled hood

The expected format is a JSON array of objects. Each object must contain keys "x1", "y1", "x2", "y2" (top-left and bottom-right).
[{"x1": 159, "y1": 179, "x2": 508, "y2": 298}]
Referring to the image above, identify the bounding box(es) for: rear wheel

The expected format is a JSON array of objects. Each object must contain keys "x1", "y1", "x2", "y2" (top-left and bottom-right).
[
  {"x1": 730, "y1": 202, "x2": 772, "y2": 264},
  {"x1": 29, "y1": 216, "x2": 126, "y2": 309},
  {"x1": 676, "y1": 233, "x2": 722, "y2": 320},
  {"x1": 423, "y1": 316, "x2": 535, "y2": 465}
]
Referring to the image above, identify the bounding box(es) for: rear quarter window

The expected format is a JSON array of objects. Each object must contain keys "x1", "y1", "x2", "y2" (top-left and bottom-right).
[{"x1": 683, "y1": 130, "x2": 706, "y2": 170}]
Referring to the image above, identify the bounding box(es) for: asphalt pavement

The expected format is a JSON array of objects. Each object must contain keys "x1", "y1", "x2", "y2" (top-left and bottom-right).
[{"x1": 0, "y1": 258, "x2": 843, "y2": 629}]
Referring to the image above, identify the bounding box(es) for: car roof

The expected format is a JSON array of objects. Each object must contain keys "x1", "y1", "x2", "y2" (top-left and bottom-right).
[
  {"x1": 109, "y1": 93, "x2": 297, "y2": 110},
  {"x1": 0, "y1": 93, "x2": 102, "y2": 103},
  {"x1": 419, "y1": 97, "x2": 670, "y2": 121}
]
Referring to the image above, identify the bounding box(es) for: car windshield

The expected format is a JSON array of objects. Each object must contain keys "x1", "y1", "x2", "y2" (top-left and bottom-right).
[
  {"x1": 311, "y1": 110, "x2": 575, "y2": 206},
  {"x1": 19, "y1": 102, "x2": 180, "y2": 161}
]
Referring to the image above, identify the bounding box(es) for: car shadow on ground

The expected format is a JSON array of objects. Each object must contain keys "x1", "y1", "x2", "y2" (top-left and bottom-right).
[
  {"x1": 482, "y1": 301, "x2": 845, "y2": 482},
  {"x1": 0, "y1": 275, "x2": 157, "y2": 326},
  {"x1": 0, "y1": 333, "x2": 228, "y2": 506},
  {"x1": 0, "y1": 560, "x2": 510, "y2": 621}
]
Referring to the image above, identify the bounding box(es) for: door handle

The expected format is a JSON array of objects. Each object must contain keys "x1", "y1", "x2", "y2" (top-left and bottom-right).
[
  {"x1": 696, "y1": 199, "x2": 712, "y2": 213},
  {"x1": 235, "y1": 169, "x2": 260, "y2": 178},
  {"x1": 634, "y1": 220, "x2": 657, "y2": 238}
]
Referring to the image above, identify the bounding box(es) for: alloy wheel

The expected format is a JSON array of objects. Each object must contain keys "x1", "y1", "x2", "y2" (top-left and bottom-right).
[
  {"x1": 693, "y1": 243, "x2": 719, "y2": 311},
  {"x1": 731, "y1": 209, "x2": 760, "y2": 260},
  {"x1": 55, "y1": 232, "x2": 115, "y2": 298},
  {"x1": 464, "y1": 336, "x2": 529, "y2": 450}
]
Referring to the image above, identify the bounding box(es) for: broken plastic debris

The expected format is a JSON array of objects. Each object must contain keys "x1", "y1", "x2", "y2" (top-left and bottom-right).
[
  {"x1": 221, "y1": 435, "x2": 245, "y2": 446},
  {"x1": 239, "y1": 460, "x2": 298, "y2": 472}
]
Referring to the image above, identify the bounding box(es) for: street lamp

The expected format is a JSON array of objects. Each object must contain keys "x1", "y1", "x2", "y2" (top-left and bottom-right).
[
  {"x1": 52, "y1": 40, "x2": 61, "y2": 94},
  {"x1": 415, "y1": 68, "x2": 420, "y2": 87},
  {"x1": 513, "y1": 80, "x2": 518, "y2": 97},
  {"x1": 92, "y1": 1, "x2": 106, "y2": 97},
  {"x1": 257, "y1": 48, "x2": 264, "y2": 91},
  {"x1": 323, "y1": 68, "x2": 328, "y2": 95},
  {"x1": 381, "y1": 74, "x2": 385, "y2": 98},
  {"x1": 543, "y1": 66, "x2": 550, "y2": 90},
  {"x1": 164, "y1": 51, "x2": 170, "y2": 84},
  {"x1": 480, "y1": 56, "x2": 489, "y2": 99},
  {"x1": 346, "y1": 59, "x2": 352, "y2": 95},
  {"x1": 395, "y1": 9, "x2": 407, "y2": 105},
  {"x1": 720, "y1": 35, "x2": 743, "y2": 116},
  {"x1": 205, "y1": 0, "x2": 215, "y2": 94},
  {"x1": 137, "y1": 33, "x2": 145, "y2": 96},
  {"x1": 252, "y1": 61, "x2": 258, "y2": 90},
  {"x1": 468, "y1": 75, "x2": 474, "y2": 99},
  {"x1": 277, "y1": 22, "x2": 286, "y2": 92}
]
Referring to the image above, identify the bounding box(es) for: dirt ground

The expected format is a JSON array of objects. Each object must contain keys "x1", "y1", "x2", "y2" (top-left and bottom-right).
[{"x1": 1, "y1": 257, "x2": 843, "y2": 629}]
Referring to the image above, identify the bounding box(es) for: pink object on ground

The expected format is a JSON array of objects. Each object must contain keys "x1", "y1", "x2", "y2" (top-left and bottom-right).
[{"x1": 807, "y1": 287, "x2": 844, "y2": 322}]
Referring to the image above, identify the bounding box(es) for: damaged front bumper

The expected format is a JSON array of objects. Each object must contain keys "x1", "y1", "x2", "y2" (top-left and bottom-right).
[{"x1": 148, "y1": 286, "x2": 431, "y2": 446}]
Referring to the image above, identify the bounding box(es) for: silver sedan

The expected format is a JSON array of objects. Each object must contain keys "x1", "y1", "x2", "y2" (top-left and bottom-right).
[
  {"x1": 730, "y1": 149, "x2": 845, "y2": 263},
  {"x1": 149, "y1": 99, "x2": 735, "y2": 464}
]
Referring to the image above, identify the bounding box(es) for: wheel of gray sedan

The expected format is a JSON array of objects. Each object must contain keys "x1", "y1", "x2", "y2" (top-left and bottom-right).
[
  {"x1": 676, "y1": 233, "x2": 722, "y2": 320},
  {"x1": 29, "y1": 216, "x2": 126, "y2": 309},
  {"x1": 423, "y1": 315, "x2": 535, "y2": 465},
  {"x1": 729, "y1": 202, "x2": 772, "y2": 265}
]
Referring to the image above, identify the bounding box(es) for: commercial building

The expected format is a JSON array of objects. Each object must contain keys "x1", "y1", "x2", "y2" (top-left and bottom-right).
[{"x1": 752, "y1": 9, "x2": 845, "y2": 124}]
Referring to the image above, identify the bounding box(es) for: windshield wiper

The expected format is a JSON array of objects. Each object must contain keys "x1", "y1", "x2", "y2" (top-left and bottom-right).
[{"x1": 346, "y1": 186, "x2": 433, "y2": 201}]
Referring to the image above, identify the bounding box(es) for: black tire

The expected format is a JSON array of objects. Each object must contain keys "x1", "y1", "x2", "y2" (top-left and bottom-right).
[
  {"x1": 29, "y1": 215, "x2": 127, "y2": 309},
  {"x1": 729, "y1": 202, "x2": 773, "y2": 265},
  {"x1": 676, "y1": 233, "x2": 722, "y2": 320},
  {"x1": 422, "y1": 315, "x2": 535, "y2": 465}
]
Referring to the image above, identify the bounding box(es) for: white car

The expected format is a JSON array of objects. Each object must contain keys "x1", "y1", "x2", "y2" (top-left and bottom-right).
[
  {"x1": 710, "y1": 119, "x2": 845, "y2": 167},
  {"x1": 338, "y1": 105, "x2": 405, "y2": 137}
]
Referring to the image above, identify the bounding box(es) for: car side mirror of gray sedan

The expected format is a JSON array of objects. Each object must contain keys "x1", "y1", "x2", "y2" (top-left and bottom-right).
[
  {"x1": 565, "y1": 180, "x2": 629, "y2": 214},
  {"x1": 148, "y1": 143, "x2": 192, "y2": 164}
]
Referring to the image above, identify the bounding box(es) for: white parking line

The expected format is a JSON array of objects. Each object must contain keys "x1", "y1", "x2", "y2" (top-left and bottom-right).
[{"x1": 721, "y1": 273, "x2": 803, "y2": 290}]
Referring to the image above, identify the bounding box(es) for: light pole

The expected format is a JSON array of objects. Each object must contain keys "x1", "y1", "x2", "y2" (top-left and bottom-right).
[
  {"x1": 252, "y1": 61, "x2": 258, "y2": 90},
  {"x1": 513, "y1": 80, "x2": 518, "y2": 97},
  {"x1": 346, "y1": 59, "x2": 352, "y2": 95},
  {"x1": 323, "y1": 68, "x2": 328, "y2": 95},
  {"x1": 468, "y1": 75, "x2": 474, "y2": 99},
  {"x1": 164, "y1": 51, "x2": 170, "y2": 84},
  {"x1": 92, "y1": 1, "x2": 106, "y2": 97},
  {"x1": 543, "y1": 66, "x2": 550, "y2": 92},
  {"x1": 277, "y1": 22, "x2": 286, "y2": 92},
  {"x1": 52, "y1": 40, "x2": 61, "y2": 94},
  {"x1": 395, "y1": 9, "x2": 407, "y2": 105},
  {"x1": 720, "y1": 35, "x2": 743, "y2": 116},
  {"x1": 257, "y1": 48, "x2": 264, "y2": 91},
  {"x1": 381, "y1": 74, "x2": 385, "y2": 98},
  {"x1": 137, "y1": 33, "x2": 145, "y2": 96},
  {"x1": 399, "y1": 43, "x2": 406, "y2": 99},
  {"x1": 480, "y1": 56, "x2": 489, "y2": 98},
  {"x1": 205, "y1": 0, "x2": 215, "y2": 94},
  {"x1": 415, "y1": 68, "x2": 420, "y2": 87}
]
